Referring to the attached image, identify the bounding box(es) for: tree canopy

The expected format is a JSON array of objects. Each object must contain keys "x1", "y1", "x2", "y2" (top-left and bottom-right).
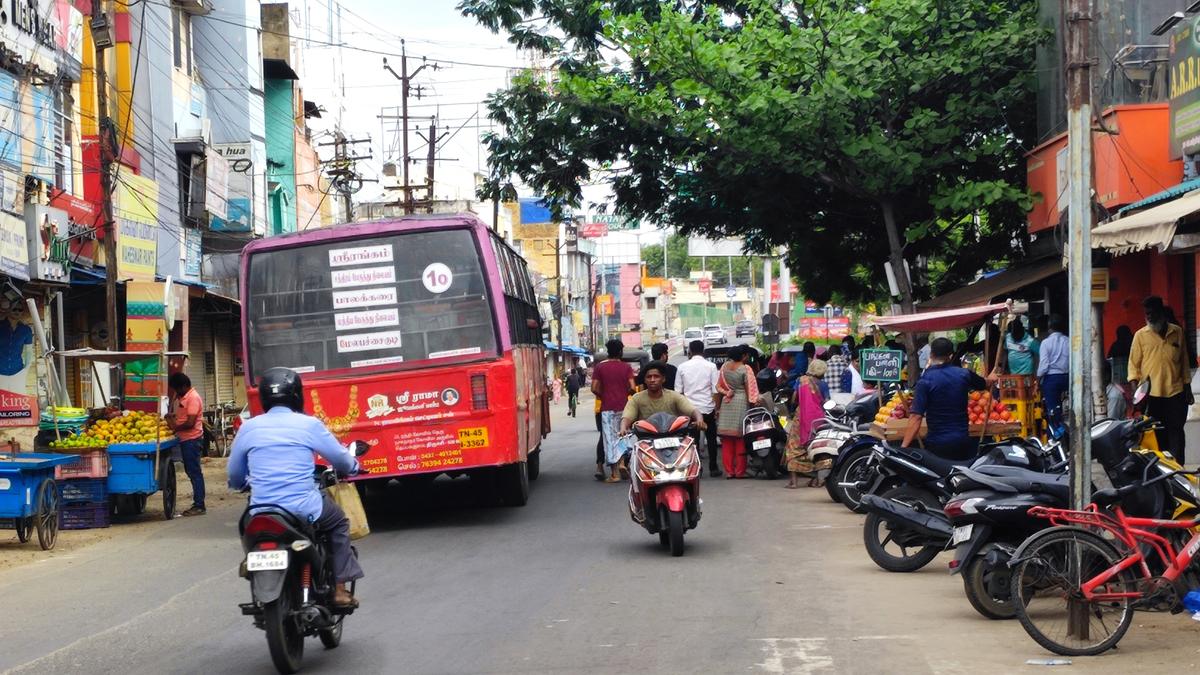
[{"x1": 462, "y1": 0, "x2": 1047, "y2": 307}]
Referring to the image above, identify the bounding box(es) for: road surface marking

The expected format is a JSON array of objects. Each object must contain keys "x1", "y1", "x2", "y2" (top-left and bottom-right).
[{"x1": 753, "y1": 636, "x2": 918, "y2": 673}]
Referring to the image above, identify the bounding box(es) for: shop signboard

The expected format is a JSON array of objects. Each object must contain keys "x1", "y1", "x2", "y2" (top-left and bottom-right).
[
  {"x1": 0, "y1": 297, "x2": 38, "y2": 426},
  {"x1": 587, "y1": 213, "x2": 638, "y2": 231},
  {"x1": 579, "y1": 221, "x2": 608, "y2": 238},
  {"x1": 53, "y1": 0, "x2": 83, "y2": 79},
  {"x1": 1170, "y1": 16, "x2": 1200, "y2": 158},
  {"x1": 115, "y1": 174, "x2": 159, "y2": 281},
  {"x1": 860, "y1": 349, "x2": 903, "y2": 382},
  {"x1": 0, "y1": 0, "x2": 59, "y2": 75}
]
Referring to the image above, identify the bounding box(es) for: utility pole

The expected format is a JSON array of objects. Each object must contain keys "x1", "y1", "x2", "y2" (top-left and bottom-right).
[
  {"x1": 1065, "y1": 0, "x2": 1094, "y2": 512},
  {"x1": 415, "y1": 118, "x2": 446, "y2": 214},
  {"x1": 94, "y1": 1, "x2": 117, "y2": 351},
  {"x1": 382, "y1": 41, "x2": 434, "y2": 214},
  {"x1": 555, "y1": 232, "x2": 563, "y2": 372},
  {"x1": 318, "y1": 134, "x2": 371, "y2": 224}
]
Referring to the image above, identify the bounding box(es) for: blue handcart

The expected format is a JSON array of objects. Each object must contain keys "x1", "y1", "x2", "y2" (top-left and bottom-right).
[
  {"x1": 0, "y1": 453, "x2": 79, "y2": 549},
  {"x1": 52, "y1": 347, "x2": 189, "y2": 521},
  {"x1": 107, "y1": 438, "x2": 180, "y2": 519}
]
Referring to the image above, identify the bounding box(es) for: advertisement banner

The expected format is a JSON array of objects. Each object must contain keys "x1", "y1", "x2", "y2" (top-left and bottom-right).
[
  {"x1": 205, "y1": 147, "x2": 230, "y2": 220},
  {"x1": 278, "y1": 366, "x2": 518, "y2": 477},
  {"x1": 1170, "y1": 17, "x2": 1200, "y2": 158},
  {"x1": 210, "y1": 143, "x2": 255, "y2": 232},
  {"x1": 24, "y1": 204, "x2": 68, "y2": 282},
  {"x1": 579, "y1": 221, "x2": 608, "y2": 238},
  {"x1": 48, "y1": 189, "x2": 98, "y2": 267},
  {"x1": 0, "y1": 297, "x2": 37, "y2": 427}
]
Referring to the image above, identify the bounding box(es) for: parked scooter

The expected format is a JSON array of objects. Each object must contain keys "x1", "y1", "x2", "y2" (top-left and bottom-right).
[
  {"x1": 238, "y1": 441, "x2": 369, "y2": 674},
  {"x1": 627, "y1": 412, "x2": 702, "y2": 556},
  {"x1": 743, "y1": 388, "x2": 790, "y2": 479}
]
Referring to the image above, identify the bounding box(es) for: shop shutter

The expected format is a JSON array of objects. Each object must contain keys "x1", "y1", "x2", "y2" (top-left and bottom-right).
[{"x1": 188, "y1": 318, "x2": 217, "y2": 405}]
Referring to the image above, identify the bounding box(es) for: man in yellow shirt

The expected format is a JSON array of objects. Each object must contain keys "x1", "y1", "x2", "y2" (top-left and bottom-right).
[{"x1": 1128, "y1": 296, "x2": 1194, "y2": 462}]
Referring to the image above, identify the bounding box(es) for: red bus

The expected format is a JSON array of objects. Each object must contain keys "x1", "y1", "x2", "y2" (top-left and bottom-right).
[{"x1": 239, "y1": 214, "x2": 549, "y2": 505}]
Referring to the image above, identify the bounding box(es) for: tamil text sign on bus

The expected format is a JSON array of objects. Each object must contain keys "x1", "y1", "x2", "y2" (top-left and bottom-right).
[{"x1": 860, "y1": 349, "x2": 903, "y2": 382}]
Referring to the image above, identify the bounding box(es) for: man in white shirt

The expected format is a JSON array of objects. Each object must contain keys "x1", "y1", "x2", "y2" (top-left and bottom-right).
[{"x1": 675, "y1": 339, "x2": 722, "y2": 477}]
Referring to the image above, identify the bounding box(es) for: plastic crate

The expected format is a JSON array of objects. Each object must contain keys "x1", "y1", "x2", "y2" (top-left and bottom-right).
[
  {"x1": 58, "y1": 478, "x2": 108, "y2": 504},
  {"x1": 59, "y1": 501, "x2": 110, "y2": 530},
  {"x1": 53, "y1": 448, "x2": 109, "y2": 479},
  {"x1": 997, "y1": 375, "x2": 1034, "y2": 402}
]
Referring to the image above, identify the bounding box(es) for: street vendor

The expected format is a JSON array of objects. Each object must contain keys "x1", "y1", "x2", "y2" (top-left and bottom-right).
[{"x1": 902, "y1": 337, "x2": 997, "y2": 460}]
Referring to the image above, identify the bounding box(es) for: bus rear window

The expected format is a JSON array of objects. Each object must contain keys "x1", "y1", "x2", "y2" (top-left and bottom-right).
[{"x1": 246, "y1": 229, "x2": 498, "y2": 378}]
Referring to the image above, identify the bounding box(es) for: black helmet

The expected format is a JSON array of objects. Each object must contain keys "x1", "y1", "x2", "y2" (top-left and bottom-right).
[{"x1": 259, "y1": 367, "x2": 304, "y2": 413}]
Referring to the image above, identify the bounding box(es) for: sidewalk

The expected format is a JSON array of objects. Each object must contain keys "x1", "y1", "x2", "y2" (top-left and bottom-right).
[{"x1": 0, "y1": 457, "x2": 239, "y2": 573}]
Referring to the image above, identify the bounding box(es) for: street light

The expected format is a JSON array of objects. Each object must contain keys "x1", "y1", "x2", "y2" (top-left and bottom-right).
[{"x1": 1152, "y1": 11, "x2": 1185, "y2": 36}]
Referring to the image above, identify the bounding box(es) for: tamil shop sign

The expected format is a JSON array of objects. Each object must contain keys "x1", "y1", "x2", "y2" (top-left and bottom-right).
[{"x1": 1170, "y1": 15, "x2": 1200, "y2": 158}]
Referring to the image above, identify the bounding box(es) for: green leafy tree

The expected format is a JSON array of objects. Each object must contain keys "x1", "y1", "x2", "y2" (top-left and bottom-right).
[{"x1": 462, "y1": 0, "x2": 1046, "y2": 320}]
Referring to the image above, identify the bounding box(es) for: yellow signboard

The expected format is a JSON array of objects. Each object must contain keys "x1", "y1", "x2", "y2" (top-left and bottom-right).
[{"x1": 115, "y1": 174, "x2": 159, "y2": 280}]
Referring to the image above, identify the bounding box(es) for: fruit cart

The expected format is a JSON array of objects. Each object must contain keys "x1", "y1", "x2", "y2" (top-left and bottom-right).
[
  {"x1": 0, "y1": 452, "x2": 79, "y2": 549},
  {"x1": 51, "y1": 348, "x2": 187, "y2": 520},
  {"x1": 866, "y1": 301, "x2": 1026, "y2": 444}
]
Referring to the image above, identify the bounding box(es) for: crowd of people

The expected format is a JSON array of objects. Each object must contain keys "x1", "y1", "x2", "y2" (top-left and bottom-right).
[{"x1": 554, "y1": 292, "x2": 1197, "y2": 489}]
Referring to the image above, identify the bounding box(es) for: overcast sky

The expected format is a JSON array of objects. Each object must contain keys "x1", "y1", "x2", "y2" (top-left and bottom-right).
[{"x1": 297, "y1": 0, "x2": 525, "y2": 203}]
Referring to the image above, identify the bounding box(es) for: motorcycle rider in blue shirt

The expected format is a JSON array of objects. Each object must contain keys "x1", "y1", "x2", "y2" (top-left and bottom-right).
[{"x1": 228, "y1": 367, "x2": 364, "y2": 608}]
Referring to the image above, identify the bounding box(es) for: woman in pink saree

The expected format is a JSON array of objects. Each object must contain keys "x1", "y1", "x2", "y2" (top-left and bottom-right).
[{"x1": 783, "y1": 360, "x2": 829, "y2": 488}]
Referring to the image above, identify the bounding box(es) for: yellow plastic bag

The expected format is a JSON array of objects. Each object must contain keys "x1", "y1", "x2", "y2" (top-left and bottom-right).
[{"x1": 327, "y1": 482, "x2": 370, "y2": 540}]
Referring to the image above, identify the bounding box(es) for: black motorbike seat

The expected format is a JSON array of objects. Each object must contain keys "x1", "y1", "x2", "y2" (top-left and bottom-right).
[
  {"x1": 889, "y1": 444, "x2": 972, "y2": 477},
  {"x1": 963, "y1": 465, "x2": 1072, "y2": 501}
]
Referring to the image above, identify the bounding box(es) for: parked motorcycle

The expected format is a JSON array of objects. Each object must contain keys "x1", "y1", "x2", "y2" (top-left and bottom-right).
[
  {"x1": 627, "y1": 412, "x2": 702, "y2": 556},
  {"x1": 858, "y1": 437, "x2": 1062, "y2": 573},
  {"x1": 238, "y1": 441, "x2": 369, "y2": 674},
  {"x1": 946, "y1": 405, "x2": 1199, "y2": 620}
]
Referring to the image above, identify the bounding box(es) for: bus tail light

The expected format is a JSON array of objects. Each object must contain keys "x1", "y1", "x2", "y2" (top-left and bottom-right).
[{"x1": 471, "y1": 374, "x2": 488, "y2": 410}]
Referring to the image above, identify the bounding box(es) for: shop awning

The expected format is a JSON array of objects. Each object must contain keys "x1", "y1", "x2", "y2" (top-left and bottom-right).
[
  {"x1": 1092, "y1": 189, "x2": 1200, "y2": 255},
  {"x1": 919, "y1": 258, "x2": 1062, "y2": 310},
  {"x1": 1118, "y1": 178, "x2": 1200, "y2": 214},
  {"x1": 867, "y1": 302, "x2": 1010, "y2": 333},
  {"x1": 542, "y1": 341, "x2": 589, "y2": 356}
]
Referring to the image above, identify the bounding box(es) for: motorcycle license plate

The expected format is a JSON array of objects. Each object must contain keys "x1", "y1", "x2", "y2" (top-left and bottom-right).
[
  {"x1": 951, "y1": 525, "x2": 973, "y2": 546},
  {"x1": 752, "y1": 438, "x2": 772, "y2": 450},
  {"x1": 653, "y1": 437, "x2": 680, "y2": 450},
  {"x1": 246, "y1": 550, "x2": 288, "y2": 571}
]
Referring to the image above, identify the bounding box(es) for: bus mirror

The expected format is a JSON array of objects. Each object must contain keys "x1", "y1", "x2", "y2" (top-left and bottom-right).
[{"x1": 352, "y1": 441, "x2": 370, "y2": 457}]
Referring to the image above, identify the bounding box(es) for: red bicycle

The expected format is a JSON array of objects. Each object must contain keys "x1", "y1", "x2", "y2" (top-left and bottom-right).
[{"x1": 1010, "y1": 468, "x2": 1200, "y2": 656}]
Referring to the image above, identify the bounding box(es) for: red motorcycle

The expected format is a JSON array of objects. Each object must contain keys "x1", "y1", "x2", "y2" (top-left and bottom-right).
[{"x1": 626, "y1": 412, "x2": 702, "y2": 556}]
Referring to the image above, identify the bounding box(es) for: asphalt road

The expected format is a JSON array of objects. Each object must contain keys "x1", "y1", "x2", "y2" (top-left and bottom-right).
[{"x1": 3, "y1": 395, "x2": 1198, "y2": 674}]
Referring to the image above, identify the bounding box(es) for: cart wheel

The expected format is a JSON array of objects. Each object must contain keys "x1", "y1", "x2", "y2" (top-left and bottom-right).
[
  {"x1": 15, "y1": 516, "x2": 30, "y2": 543},
  {"x1": 35, "y1": 479, "x2": 58, "y2": 551},
  {"x1": 162, "y1": 460, "x2": 177, "y2": 520}
]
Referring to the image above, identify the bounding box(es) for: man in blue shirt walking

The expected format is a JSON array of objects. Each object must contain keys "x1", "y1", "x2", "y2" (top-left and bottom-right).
[
  {"x1": 903, "y1": 338, "x2": 995, "y2": 460},
  {"x1": 228, "y1": 368, "x2": 363, "y2": 608}
]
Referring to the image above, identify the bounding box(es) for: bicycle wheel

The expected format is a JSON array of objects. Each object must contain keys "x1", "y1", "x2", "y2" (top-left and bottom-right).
[{"x1": 1011, "y1": 527, "x2": 1136, "y2": 657}]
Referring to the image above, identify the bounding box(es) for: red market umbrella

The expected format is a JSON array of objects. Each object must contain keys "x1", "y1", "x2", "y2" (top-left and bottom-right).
[{"x1": 866, "y1": 302, "x2": 1010, "y2": 334}]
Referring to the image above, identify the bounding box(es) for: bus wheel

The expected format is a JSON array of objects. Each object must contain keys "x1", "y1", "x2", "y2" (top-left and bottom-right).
[
  {"x1": 527, "y1": 449, "x2": 541, "y2": 481},
  {"x1": 499, "y1": 461, "x2": 530, "y2": 506}
]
